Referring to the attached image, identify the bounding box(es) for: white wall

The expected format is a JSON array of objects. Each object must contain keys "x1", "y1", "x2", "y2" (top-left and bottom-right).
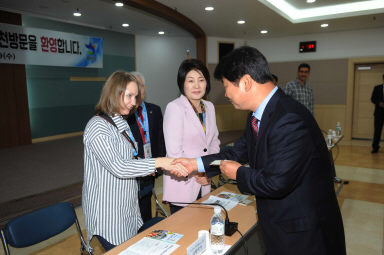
[
  {"x1": 135, "y1": 35, "x2": 196, "y2": 111},
  {"x1": 207, "y1": 27, "x2": 384, "y2": 63}
]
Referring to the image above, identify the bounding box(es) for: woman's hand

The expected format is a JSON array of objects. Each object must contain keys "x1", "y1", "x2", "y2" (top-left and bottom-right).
[
  {"x1": 155, "y1": 158, "x2": 189, "y2": 177},
  {"x1": 195, "y1": 174, "x2": 211, "y2": 185}
]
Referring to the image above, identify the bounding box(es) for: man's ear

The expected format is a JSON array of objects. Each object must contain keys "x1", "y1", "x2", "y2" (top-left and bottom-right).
[{"x1": 239, "y1": 74, "x2": 253, "y2": 92}]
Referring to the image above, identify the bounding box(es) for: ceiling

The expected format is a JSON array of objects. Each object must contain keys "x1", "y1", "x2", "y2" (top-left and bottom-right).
[{"x1": 0, "y1": 0, "x2": 383, "y2": 39}]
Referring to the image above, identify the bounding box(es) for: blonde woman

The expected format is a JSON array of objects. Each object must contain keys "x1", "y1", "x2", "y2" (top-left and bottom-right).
[{"x1": 82, "y1": 71, "x2": 186, "y2": 251}]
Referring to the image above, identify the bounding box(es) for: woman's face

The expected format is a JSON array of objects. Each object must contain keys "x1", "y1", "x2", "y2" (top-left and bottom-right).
[
  {"x1": 119, "y1": 81, "x2": 138, "y2": 115},
  {"x1": 184, "y1": 69, "x2": 206, "y2": 101}
]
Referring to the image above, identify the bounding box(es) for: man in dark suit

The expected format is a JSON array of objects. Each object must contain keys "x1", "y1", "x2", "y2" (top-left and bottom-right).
[
  {"x1": 371, "y1": 74, "x2": 384, "y2": 153},
  {"x1": 175, "y1": 46, "x2": 346, "y2": 255},
  {"x1": 127, "y1": 72, "x2": 166, "y2": 222}
]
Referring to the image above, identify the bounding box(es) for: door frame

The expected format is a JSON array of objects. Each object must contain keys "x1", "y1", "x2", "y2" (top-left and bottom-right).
[{"x1": 346, "y1": 57, "x2": 384, "y2": 140}]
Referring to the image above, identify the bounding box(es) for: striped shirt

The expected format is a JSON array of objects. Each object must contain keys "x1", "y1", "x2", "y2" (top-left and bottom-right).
[
  {"x1": 284, "y1": 79, "x2": 314, "y2": 115},
  {"x1": 82, "y1": 115, "x2": 155, "y2": 249}
]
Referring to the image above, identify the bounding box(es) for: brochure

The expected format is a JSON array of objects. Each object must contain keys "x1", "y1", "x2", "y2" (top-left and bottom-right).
[{"x1": 146, "y1": 229, "x2": 183, "y2": 244}]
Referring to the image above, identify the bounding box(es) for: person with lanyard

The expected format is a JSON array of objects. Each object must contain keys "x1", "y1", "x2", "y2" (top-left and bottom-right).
[
  {"x1": 82, "y1": 71, "x2": 188, "y2": 252},
  {"x1": 127, "y1": 71, "x2": 166, "y2": 223},
  {"x1": 173, "y1": 46, "x2": 346, "y2": 255},
  {"x1": 163, "y1": 59, "x2": 220, "y2": 214}
]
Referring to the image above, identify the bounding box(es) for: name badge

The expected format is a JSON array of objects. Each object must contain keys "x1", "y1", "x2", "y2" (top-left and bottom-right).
[{"x1": 144, "y1": 143, "x2": 152, "y2": 158}]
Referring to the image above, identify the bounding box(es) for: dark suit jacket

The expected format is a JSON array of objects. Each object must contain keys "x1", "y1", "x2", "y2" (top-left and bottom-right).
[
  {"x1": 202, "y1": 89, "x2": 346, "y2": 255},
  {"x1": 127, "y1": 102, "x2": 166, "y2": 159},
  {"x1": 127, "y1": 102, "x2": 166, "y2": 188},
  {"x1": 371, "y1": 84, "x2": 384, "y2": 117}
]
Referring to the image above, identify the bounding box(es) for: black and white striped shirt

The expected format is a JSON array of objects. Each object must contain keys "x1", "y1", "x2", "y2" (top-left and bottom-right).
[{"x1": 82, "y1": 115, "x2": 156, "y2": 248}]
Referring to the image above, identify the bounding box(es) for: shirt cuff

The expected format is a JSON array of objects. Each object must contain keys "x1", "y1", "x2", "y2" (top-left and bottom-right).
[{"x1": 196, "y1": 157, "x2": 205, "y2": 173}]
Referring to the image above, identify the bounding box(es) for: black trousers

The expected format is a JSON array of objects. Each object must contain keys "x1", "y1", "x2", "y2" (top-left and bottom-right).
[
  {"x1": 139, "y1": 192, "x2": 152, "y2": 222},
  {"x1": 372, "y1": 116, "x2": 384, "y2": 149}
]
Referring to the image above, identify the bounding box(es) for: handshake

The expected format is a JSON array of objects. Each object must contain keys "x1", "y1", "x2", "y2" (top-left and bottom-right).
[
  {"x1": 155, "y1": 158, "x2": 197, "y2": 177},
  {"x1": 155, "y1": 157, "x2": 241, "y2": 181}
]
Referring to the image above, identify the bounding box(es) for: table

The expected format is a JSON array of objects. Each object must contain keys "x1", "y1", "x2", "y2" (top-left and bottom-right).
[
  {"x1": 326, "y1": 135, "x2": 347, "y2": 195},
  {"x1": 105, "y1": 184, "x2": 260, "y2": 255}
]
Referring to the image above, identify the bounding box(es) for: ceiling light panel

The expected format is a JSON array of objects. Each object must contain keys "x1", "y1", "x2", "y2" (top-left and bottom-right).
[{"x1": 258, "y1": 0, "x2": 384, "y2": 23}]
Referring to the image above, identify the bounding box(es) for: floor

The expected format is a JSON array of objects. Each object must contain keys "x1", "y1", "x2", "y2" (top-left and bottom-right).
[{"x1": 1, "y1": 140, "x2": 383, "y2": 255}]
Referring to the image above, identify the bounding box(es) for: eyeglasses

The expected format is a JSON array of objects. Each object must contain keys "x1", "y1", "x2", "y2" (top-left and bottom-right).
[{"x1": 298, "y1": 70, "x2": 309, "y2": 73}]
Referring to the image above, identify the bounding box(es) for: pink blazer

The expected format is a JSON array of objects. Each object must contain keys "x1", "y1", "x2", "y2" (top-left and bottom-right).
[{"x1": 163, "y1": 95, "x2": 220, "y2": 204}]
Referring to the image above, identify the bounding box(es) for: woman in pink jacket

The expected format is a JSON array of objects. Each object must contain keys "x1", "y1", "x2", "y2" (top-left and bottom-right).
[{"x1": 163, "y1": 59, "x2": 221, "y2": 214}]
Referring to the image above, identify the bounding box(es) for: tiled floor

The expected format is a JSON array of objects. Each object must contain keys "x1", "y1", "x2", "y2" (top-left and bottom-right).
[{"x1": 1, "y1": 141, "x2": 383, "y2": 255}]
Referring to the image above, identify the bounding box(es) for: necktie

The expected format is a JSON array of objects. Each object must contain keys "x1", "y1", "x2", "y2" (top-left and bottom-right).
[
  {"x1": 137, "y1": 106, "x2": 144, "y2": 123},
  {"x1": 136, "y1": 106, "x2": 145, "y2": 143},
  {"x1": 251, "y1": 116, "x2": 259, "y2": 137}
]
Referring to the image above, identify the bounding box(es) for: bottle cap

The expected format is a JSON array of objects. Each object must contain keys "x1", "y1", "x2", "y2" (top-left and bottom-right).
[{"x1": 214, "y1": 206, "x2": 221, "y2": 214}]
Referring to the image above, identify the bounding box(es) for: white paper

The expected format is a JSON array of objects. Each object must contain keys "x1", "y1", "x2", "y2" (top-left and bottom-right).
[
  {"x1": 210, "y1": 160, "x2": 221, "y2": 166},
  {"x1": 201, "y1": 244, "x2": 231, "y2": 255},
  {"x1": 187, "y1": 234, "x2": 207, "y2": 255},
  {"x1": 119, "y1": 237, "x2": 180, "y2": 255},
  {"x1": 216, "y1": 191, "x2": 251, "y2": 205},
  {"x1": 202, "y1": 195, "x2": 238, "y2": 211}
]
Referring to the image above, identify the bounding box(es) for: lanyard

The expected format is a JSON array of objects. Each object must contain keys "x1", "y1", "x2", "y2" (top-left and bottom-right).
[
  {"x1": 135, "y1": 103, "x2": 150, "y2": 143},
  {"x1": 188, "y1": 100, "x2": 206, "y2": 134},
  {"x1": 122, "y1": 128, "x2": 138, "y2": 158},
  {"x1": 98, "y1": 114, "x2": 138, "y2": 158}
]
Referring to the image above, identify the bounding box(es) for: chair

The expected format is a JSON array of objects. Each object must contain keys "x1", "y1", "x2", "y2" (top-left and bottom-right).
[
  {"x1": 0, "y1": 202, "x2": 91, "y2": 255},
  {"x1": 137, "y1": 183, "x2": 168, "y2": 233}
]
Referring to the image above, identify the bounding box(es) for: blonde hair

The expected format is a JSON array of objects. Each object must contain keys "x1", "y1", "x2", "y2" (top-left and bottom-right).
[{"x1": 95, "y1": 71, "x2": 140, "y2": 115}]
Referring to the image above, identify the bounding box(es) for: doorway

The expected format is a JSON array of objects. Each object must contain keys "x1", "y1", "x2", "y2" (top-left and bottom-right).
[{"x1": 352, "y1": 63, "x2": 384, "y2": 139}]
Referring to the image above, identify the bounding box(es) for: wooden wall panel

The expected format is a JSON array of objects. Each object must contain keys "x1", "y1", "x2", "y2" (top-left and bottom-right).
[
  {"x1": 214, "y1": 104, "x2": 249, "y2": 132},
  {"x1": 314, "y1": 104, "x2": 346, "y2": 134},
  {"x1": 0, "y1": 11, "x2": 31, "y2": 147}
]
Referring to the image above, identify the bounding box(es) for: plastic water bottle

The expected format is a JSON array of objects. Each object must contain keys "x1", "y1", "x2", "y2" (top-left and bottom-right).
[
  {"x1": 210, "y1": 206, "x2": 225, "y2": 254},
  {"x1": 336, "y1": 122, "x2": 342, "y2": 136}
]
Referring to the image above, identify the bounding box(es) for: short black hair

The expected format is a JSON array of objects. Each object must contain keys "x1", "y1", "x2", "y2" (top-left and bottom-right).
[
  {"x1": 271, "y1": 74, "x2": 278, "y2": 83},
  {"x1": 213, "y1": 46, "x2": 273, "y2": 85},
  {"x1": 298, "y1": 63, "x2": 311, "y2": 71},
  {"x1": 177, "y1": 59, "x2": 211, "y2": 95}
]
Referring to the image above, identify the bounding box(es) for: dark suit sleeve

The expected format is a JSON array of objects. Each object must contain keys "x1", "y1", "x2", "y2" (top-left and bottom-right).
[
  {"x1": 154, "y1": 106, "x2": 166, "y2": 157},
  {"x1": 371, "y1": 85, "x2": 382, "y2": 105},
  {"x1": 202, "y1": 127, "x2": 250, "y2": 178},
  {"x1": 237, "y1": 113, "x2": 312, "y2": 198}
]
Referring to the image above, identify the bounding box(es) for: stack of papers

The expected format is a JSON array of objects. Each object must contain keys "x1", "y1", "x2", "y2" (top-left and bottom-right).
[
  {"x1": 202, "y1": 192, "x2": 251, "y2": 211},
  {"x1": 119, "y1": 230, "x2": 183, "y2": 255}
]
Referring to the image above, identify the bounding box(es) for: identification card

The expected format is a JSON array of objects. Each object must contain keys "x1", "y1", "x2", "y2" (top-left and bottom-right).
[{"x1": 144, "y1": 143, "x2": 152, "y2": 158}]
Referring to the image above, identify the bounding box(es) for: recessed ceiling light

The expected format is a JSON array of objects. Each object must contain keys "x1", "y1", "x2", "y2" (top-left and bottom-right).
[
  {"x1": 260, "y1": 30, "x2": 268, "y2": 34},
  {"x1": 321, "y1": 23, "x2": 329, "y2": 27},
  {"x1": 115, "y1": 2, "x2": 124, "y2": 7},
  {"x1": 237, "y1": 20, "x2": 245, "y2": 24},
  {"x1": 205, "y1": 6, "x2": 214, "y2": 11},
  {"x1": 306, "y1": 0, "x2": 316, "y2": 3},
  {"x1": 158, "y1": 31, "x2": 165, "y2": 35},
  {"x1": 122, "y1": 23, "x2": 129, "y2": 27},
  {"x1": 73, "y1": 9, "x2": 81, "y2": 17}
]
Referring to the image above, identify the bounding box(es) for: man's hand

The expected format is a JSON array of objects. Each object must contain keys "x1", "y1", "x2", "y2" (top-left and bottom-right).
[
  {"x1": 379, "y1": 102, "x2": 384, "y2": 108},
  {"x1": 172, "y1": 158, "x2": 197, "y2": 175},
  {"x1": 168, "y1": 163, "x2": 189, "y2": 177},
  {"x1": 155, "y1": 158, "x2": 189, "y2": 177},
  {"x1": 220, "y1": 160, "x2": 241, "y2": 180}
]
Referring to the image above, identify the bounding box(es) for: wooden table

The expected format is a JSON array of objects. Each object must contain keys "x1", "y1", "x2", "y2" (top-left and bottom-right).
[
  {"x1": 105, "y1": 184, "x2": 259, "y2": 255},
  {"x1": 326, "y1": 135, "x2": 347, "y2": 195}
]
